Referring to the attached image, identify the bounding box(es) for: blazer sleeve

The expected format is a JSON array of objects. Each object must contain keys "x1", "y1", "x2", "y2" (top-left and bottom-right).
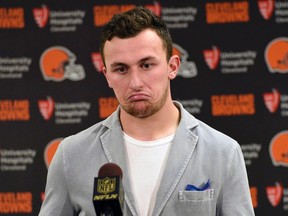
[
  {"x1": 218, "y1": 143, "x2": 255, "y2": 216},
  {"x1": 38, "y1": 141, "x2": 74, "y2": 216}
]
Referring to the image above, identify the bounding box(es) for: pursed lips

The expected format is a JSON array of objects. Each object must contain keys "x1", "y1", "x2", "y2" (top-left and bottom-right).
[{"x1": 127, "y1": 93, "x2": 149, "y2": 102}]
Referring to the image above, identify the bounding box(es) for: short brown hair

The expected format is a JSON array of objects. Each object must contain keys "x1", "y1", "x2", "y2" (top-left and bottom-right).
[{"x1": 99, "y1": 6, "x2": 173, "y2": 65}]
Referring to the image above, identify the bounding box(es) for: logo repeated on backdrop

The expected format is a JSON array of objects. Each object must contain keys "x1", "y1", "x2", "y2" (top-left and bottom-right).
[
  {"x1": 269, "y1": 131, "x2": 288, "y2": 167},
  {"x1": 33, "y1": 5, "x2": 49, "y2": 28},
  {"x1": 203, "y1": 46, "x2": 220, "y2": 70},
  {"x1": 204, "y1": 46, "x2": 257, "y2": 73},
  {"x1": 266, "y1": 182, "x2": 283, "y2": 207},
  {"x1": 266, "y1": 182, "x2": 288, "y2": 211},
  {"x1": 264, "y1": 89, "x2": 288, "y2": 117},
  {"x1": 33, "y1": 5, "x2": 85, "y2": 32},
  {"x1": 259, "y1": 0, "x2": 288, "y2": 23},
  {"x1": 172, "y1": 43, "x2": 197, "y2": 78},
  {"x1": 93, "y1": 3, "x2": 161, "y2": 27},
  {"x1": 263, "y1": 88, "x2": 281, "y2": 113},
  {"x1": 38, "y1": 96, "x2": 53, "y2": 120},
  {"x1": 0, "y1": 192, "x2": 32, "y2": 214},
  {"x1": 38, "y1": 96, "x2": 91, "y2": 124},
  {"x1": 93, "y1": 5, "x2": 135, "y2": 27},
  {"x1": 91, "y1": 52, "x2": 104, "y2": 73},
  {"x1": 283, "y1": 187, "x2": 288, "y2": 211},
  {"x1": 44, "y1": 138, "x2": 63, "y2": 168},
  {"x1": 40, "y1": 46, "x2": 85, "y2": 82},
  {"x1": 38, "y1": 96, "x2": 54, "y2": 120},
  {"x1": 0, "y1": 56, "x2": 32, "y2": 79},
  {"x1": 94, "y1": 3, "x2": 196, "y2": 29},
  {"x1": 265, "y1": 37, "x2": 288, "y2": 73},
  {"x1": 257, "y1": 0, "x2": 275, "y2": 20},
  {"x1": 161, "y1": 5, "x2": 197, "y2": 29},
  {"x1": 178, "y1": 99, "x2": 203, "y2": 115},
  {"x1": 211, "y1": 94, "x2": 255, "y2": 116},
  {"x1": 240, "y1": 143, "x2": 262, "y2": 166},
  {"x1": 0, "y1": 7, "x2": 25, "y2": 28},
  {"x1": 279, "y1": 93, "x2": 288, "y2": 117},
  {"x1": 0, "y1": 148, "x2": 37, "y2": 172},
  {"x1": 205, "y1": 1, "x2": 250, "y2": 24},
  {"x1": 0, "y1": 100, "x2": 30, "y2": 121},
  {"x1": 274, "y1": 0, "x2": 288, "y2": 23}
]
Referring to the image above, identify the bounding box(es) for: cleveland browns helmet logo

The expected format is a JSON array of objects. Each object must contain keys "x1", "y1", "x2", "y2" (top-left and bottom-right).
[
  {"x1": 40, "y1": 46, "x2": 85, "y2": 81},
  {"x1": 269, "y1": 131, "x2": 288, "y2": 167},
  {"x1": 265, "y1": 37, "x2": 288, "y2": 73},
  {"x1": 172, "y1": 43, "x2": 197, "y2": 78}
]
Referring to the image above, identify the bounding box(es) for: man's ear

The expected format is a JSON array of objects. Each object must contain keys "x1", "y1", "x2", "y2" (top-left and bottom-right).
[
  {"x1": 168, "y1": 55, "x2": 180, "y2": 80},
  {"x1": 102, "y1": 67, "x2": 112, "y2": 88}
]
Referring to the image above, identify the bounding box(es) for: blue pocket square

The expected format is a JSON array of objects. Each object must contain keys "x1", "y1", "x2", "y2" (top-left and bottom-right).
[{"x1": 185, "y1": 179, "x2": 211, "y2": 191}]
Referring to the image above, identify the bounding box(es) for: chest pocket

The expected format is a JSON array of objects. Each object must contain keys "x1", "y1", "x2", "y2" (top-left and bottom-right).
[
  {"x1": 179, "y1": 189, "x2": 214, "y2": 202},
  {"x1": 171, "y1": 189, "x2": 216, "y2": 216}
]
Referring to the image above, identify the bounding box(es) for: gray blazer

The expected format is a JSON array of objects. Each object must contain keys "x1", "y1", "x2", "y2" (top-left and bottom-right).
[{"x1": 39, "y1": 102, "x2": 255, "y2": 216}]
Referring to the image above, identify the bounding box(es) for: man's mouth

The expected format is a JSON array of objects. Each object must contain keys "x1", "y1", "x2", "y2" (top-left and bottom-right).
[{"x1": 128, "y1": 93, "x2": 149, "y2": 102}]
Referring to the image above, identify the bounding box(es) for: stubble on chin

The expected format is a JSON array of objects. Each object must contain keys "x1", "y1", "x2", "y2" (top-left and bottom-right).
[{"x1": 121, "y1": 101, "x2": 157, "y2": 119}]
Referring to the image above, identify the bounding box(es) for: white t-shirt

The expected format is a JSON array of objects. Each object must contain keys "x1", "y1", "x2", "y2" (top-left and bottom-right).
[{"x1": 123, "y1": 132, "x2": 174, "y2": 216}]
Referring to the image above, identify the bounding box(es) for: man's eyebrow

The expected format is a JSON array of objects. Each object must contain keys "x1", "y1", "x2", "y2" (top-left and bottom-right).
[
  {"x1": 110, "y1": 62, "x2": 126, "y2": 68},
  {"x1": 110, "y1": 56, "x2": 157, "y2": 68},
  {"x1": 138, "y1": 56, "x2": 157, "y2": 63}
]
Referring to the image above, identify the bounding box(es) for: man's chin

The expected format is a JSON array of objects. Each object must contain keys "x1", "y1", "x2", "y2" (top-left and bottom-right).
[
  {"x1": 128, "y1": 108, "x2": 150, "y2": 118},
  {"x1": 126, "y1": 105, "x2": 160, "y2": 119},
  {"x1": 122, "y1": 104, "x2": 148, "y2": 118}
]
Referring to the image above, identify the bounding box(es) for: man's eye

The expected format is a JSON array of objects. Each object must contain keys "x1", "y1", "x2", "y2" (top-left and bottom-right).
[
  {"x1": 114, "y1": 67, "x2": 126, "y2": 73},
  {"x1": 142, "y1": 63, "x2": 151, "y2": 69}
]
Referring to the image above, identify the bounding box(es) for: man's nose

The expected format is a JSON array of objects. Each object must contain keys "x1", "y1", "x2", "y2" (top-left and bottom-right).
[{"x1": 129, "y1": 69, "x2": 144, "y2": 89}]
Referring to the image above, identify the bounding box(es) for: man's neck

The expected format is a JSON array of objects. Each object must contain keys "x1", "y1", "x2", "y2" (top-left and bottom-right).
[{"x1": 120, "y1": 101, "x2": 180, "y2": 141}]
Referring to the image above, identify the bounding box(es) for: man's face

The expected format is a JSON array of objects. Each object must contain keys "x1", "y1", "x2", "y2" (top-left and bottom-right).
[{"x1": 103, "y1": 29, "x2": 179, "y2": 118}]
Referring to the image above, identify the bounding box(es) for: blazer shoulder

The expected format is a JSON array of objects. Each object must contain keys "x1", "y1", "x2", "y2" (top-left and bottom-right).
[{"x1": 194, "y1": 119, "x2": 239, "y2": 151}]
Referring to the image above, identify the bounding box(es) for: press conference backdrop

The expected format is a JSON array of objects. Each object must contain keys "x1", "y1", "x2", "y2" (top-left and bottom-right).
[{"x1": 0, "y1": 0, "x2": 287, "y2": 215}]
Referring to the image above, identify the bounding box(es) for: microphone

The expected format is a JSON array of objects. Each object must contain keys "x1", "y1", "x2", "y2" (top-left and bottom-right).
[{"x1": 93, "y1": 163, "x2": 124, "y2": 216}]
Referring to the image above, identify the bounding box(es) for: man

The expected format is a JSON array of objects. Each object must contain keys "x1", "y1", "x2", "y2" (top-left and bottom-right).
[{"x1": 39, "y1": 7, "x2": 255, "y2": 216}]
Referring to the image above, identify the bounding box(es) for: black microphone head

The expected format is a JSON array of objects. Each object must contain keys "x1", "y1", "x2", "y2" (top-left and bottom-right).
[
  {"x1": 93, "y1": 163, "x2": 124, "y2": 215},
  {"x1": 98, "y1": 163, "x2": 123, "y2": 179}
]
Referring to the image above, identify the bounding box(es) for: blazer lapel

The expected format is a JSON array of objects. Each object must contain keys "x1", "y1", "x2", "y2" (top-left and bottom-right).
[
  {"x1": 152, "y1": 109, "x2": 199, "y2": 216},
  {"x1": 101, "y1": 112, "x2": 139, "y2": 215}
]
